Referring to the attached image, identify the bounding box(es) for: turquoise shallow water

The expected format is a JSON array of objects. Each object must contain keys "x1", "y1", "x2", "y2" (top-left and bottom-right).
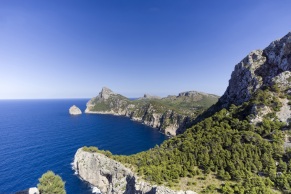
[{"x1": 0, "y1": 99, "x2": 167, "y2": 193}]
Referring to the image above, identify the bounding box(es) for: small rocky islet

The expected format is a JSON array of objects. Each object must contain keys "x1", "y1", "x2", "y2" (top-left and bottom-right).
[{"x1": 69, "y1": 105, "x2": 82, "y2": 115}]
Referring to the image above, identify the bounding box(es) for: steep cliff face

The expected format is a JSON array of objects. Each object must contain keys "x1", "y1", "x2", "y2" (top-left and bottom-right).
[
  {"x1": 73, "y1": 148, "x2": 197, "y2": 194},
  {"x1": 220, "y1": 32, "x2": 291, "y2": 106},
  {"x1": 85, "y1": 87, "x2": 218, "y2": 135},
  {"x1": 218, "y1": 32, "x2": 291, "y2": 124}
]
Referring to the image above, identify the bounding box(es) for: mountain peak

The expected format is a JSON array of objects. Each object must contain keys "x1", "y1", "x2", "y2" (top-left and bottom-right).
[
  {"x1": 219, "y1": 31, "x2": 291, "y2": 107},
  {"x1": 100, "y1": 87, "x2": 115, "y2": 100}
]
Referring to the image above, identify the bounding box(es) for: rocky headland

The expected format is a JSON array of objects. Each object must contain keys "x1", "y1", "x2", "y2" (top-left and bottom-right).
[
  {"x1": 74, "y1": 148, "x2": 197, "y2": 194},
  {"x1": 74, "y1": 32, "x2": 291, "y2": 194},
  {"x1": 85, "y1": 87, "x2": 219, "y2": 136},
  {"x1": 69, "y1": 105, "x2": 82, "y2": 115}
]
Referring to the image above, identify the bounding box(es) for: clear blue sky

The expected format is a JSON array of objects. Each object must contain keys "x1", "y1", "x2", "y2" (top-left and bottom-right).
[{"x1": 1, "y1": 0, "x2": 291, "y2": 99}]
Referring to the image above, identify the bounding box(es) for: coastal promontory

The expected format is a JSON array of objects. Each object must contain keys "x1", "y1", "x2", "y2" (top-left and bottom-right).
[
  {"x1": 85, "y1": 87, "x2": 219, "y2": 135},
  {"x1": 75, "y1": 32, "x2": 291, "y2": 194},
  {"x1": 69, "y1": 105, "x2": 82, "y2": 115},
  {"x1": 74, "y1": 147, "x2": 197, "y2": 194}
]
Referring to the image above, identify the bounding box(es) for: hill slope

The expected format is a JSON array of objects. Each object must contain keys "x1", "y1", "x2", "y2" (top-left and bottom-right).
[
  {"x1": 76, "y1": 32, "x2": 291, "y2": 193},
  {"x1": 85, "y1": 87, "x2": 219, "y2": 135}
]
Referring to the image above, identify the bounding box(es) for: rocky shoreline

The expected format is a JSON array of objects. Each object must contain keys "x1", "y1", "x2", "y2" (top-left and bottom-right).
[{"x1": 85, "y1": 109, "x2": 188, "y2": 136}]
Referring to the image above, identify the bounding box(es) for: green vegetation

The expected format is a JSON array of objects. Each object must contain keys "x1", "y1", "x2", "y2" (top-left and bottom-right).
[
  {"x1": 250, "y1": 86, "x2": 282, "y2": 112},
  {"x1": 84, "y1": 87, "x2": 291, "y2": 193},
  {"x1": 90, "y1": 91, "x2": 218, "y2": 117},
  {"x1": 89, "y1": 92, "x2": 219, "y2": 135},
  {"x1": 91, "y1": 94, "x2": 130, "y2": 112},
  {"x1": 37, "y1": 171, "x2": 66, "y2": 194}
]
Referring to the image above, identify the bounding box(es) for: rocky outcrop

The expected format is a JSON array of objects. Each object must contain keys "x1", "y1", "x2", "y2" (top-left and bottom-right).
[
  {"x1": 219, "y1": 32, "x2": 291, "y2": 107},
  {"x1": 100, "y1": 87, "x2": 116, "y2": 100},
  {"x1": 73, "y1": 148, "x2": 197, "y2": 194},
  {"x1": 216, "y1": 32, "x2": 291, "y2": 124},
  {"x1": 69, "y1": 105, "x2": 82, "y2": 115},
  {"x1": 15, "y1": 187, "x2": 39, "y2": 194},
  {"x1": 85, "y1": 87, "x2": 218, "y2": 136},
  {"x1": 250, "y1": 104, "x2": 272, "y2": 124},
  {"x1": 276, "y1": 98, "x2": 291, "y2": 123},
  {"x1": 128, "y1": 104, "x2": 191, "y2": 136}
]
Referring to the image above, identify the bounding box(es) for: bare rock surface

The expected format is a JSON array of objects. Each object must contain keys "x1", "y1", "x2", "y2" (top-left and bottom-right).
[
  {"x1": 69, "y1": 105, "x2": 82, "y2": 115},
  {"x1": 74, "y1": 148, "x2": 197, "y2": 194},
  {"x1": 276, "y1": 98, "x2": 291, "y2": 123},
  {"x1": 219, "y1": 32, "x2": 291, "y2": 107}
]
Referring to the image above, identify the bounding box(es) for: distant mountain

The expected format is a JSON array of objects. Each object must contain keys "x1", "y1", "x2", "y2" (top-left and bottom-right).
[{"x1": 85, "y1": 87, "x2": 219, "y2": 135}]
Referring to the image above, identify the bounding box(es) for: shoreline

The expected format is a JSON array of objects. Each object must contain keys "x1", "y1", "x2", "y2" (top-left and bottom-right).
[{"x1": 84, "y1": 110, "x2": 174, "y2": 137}]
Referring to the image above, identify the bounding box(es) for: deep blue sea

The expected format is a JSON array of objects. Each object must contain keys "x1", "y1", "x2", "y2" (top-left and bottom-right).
[{"x1": 0, "y1": 99, "x2": 167, "y2": 194}]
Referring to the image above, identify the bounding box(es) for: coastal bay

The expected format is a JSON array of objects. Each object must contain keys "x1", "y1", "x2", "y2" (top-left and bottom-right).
[{"x1": 0, "y1": 99, "x2": 167, "y2": 193}]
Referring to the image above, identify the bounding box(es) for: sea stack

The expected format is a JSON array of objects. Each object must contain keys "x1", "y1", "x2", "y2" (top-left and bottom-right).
[{"x1": 69, "y1": 105, "x2": 82, "y2": 115}]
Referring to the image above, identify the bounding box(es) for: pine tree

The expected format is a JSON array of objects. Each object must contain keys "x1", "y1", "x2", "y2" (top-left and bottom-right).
[{"x1": 37, "y1": 171, "x2": 66, "y2": 194}]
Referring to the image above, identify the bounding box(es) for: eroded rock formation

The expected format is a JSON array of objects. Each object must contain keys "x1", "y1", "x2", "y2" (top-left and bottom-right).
[{"x1": 73, "y1": 148, "x2": 197, "y2": 194}]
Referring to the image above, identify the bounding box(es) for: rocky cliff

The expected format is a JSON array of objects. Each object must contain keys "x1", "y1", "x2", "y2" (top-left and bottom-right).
[
  {"x1": 74, "y1": 148, "x2": 197, "y2": 194},
  {"x1": 85, "y1": 87, "x2": 218, "y2": 135},
  {"x1": 216, "y1": 32, "x2": 291, "y2": 124},
  {"x1": 220, "y1": 32, "x2": 291, "y2": 106}
]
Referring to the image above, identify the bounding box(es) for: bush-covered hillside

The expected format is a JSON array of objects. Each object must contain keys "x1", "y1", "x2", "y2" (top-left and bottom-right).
[
  {"x1": 82, "y1": 31, "x2": 291, "y2": 194},
  {"x1": 83, "y1": 87, "x2": 291, "y2": 193}
]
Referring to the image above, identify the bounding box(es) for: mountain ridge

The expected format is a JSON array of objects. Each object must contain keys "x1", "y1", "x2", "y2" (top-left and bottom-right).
[{"x1": 85, "y1": 87, "x2": 219, "y2": 136}]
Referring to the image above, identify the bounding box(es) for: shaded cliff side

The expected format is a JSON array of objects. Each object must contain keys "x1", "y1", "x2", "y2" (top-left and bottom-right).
[{"x1": 85, "y1": 87, "x2": 219, "y2": 135}]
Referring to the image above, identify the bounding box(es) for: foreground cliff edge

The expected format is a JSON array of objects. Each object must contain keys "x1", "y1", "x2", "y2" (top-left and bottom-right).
[
  {"x1": 85, "y1": 87, "x2": 219, "y2": 136},
  {"x1": 74, "y1": 148, "x2": 197, "y2": 194}
]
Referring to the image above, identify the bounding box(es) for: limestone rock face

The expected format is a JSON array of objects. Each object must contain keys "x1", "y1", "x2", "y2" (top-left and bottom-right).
[
  {"x1": 69, "y1": 105, "x2": 82, "y2": 115},
  {"x1": 215, "y1": 32, "x2": 291, "y2": 125},
  {"x1": 276, "y1": 98, "x2": 291, "y2": 123},
  {"x1": 85, "y1": 87, "x2": 218, "y2": 136},
  {"x1": 219, "y1": 32, "x2": 291, "y2": 107},
  {"x1": 100, "y1": 87, "x2": 115, "y2": 100},
  {"x1": 73, "y1": 148, "x2": 197, "y2": 194}
]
